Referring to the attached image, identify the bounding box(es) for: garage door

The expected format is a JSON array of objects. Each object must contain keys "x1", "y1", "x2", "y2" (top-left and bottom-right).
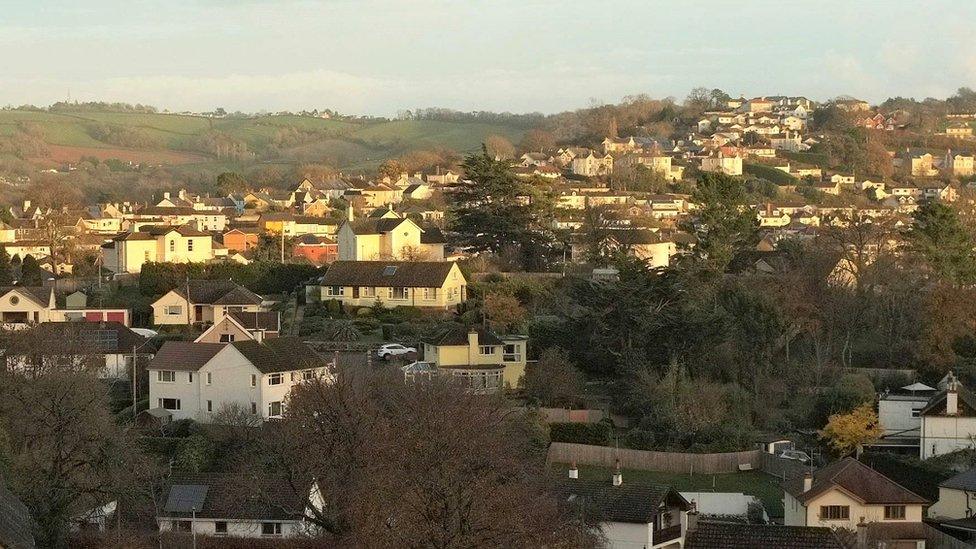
[{"x1": 106, "y1": 312, "x2": 126, "y2": 324}]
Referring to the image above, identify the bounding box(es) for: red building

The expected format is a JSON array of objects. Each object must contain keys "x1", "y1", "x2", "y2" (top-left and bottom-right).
[{"x1": 292, "y1": 234, "x2": 338, "y2": 265}]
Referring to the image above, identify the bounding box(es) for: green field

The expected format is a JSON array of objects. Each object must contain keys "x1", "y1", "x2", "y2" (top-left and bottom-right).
[
  {"x1": 558, "y1": 463, "x2": 786, "y2": 519},
  {"x1": 0, "y1": 108, "x2": 527, "y2": 170}
]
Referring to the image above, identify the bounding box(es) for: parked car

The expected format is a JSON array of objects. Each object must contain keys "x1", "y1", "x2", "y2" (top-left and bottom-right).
[
  {"x1": 377, "y1": 344, "x2": 417, "y2": 360},
  {"x1": 778, "y1": 450, "x2": 811, "y2": 463}
]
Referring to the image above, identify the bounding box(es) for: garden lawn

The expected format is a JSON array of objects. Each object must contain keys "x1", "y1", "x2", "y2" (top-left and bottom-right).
[{"x1": 556, "y1": 463, "x2": 785, "y2": 520}]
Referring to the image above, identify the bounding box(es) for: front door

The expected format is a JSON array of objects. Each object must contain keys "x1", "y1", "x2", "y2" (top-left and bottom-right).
[
  {"x1": 353, "y1": 287, "x2": 360, "y2": 298},
  {"x1": 194, "y1": 305, "x2": 203, "y2": 322}
]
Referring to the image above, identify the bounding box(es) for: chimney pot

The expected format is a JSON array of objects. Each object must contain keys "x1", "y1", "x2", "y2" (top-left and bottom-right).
[
  {"x1": 612, "y1": 459, "x2": 623, "y2": 486},
  {"x1": 569, "y1": 462, "x2": 579, "y2": 479},
  {"x1": 947, "y1": 379, "x2": 959, "y2": 415},
  {"x1": 803, "y1": 471, "x2": 813, "y2": 492}
]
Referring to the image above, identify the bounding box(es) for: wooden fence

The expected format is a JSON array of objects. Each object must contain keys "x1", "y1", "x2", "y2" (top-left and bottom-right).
[
  {"x1": 536, "y1": 408, "x2": 606, "y2": 424},
  {"x1": 548, "y1": 442, "x2": 762, "y2": 474}
]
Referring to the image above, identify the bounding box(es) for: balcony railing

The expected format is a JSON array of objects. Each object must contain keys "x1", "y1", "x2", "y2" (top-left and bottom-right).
[{"x1": 653, "y1": 524, "x2": 682, "y2": 545}]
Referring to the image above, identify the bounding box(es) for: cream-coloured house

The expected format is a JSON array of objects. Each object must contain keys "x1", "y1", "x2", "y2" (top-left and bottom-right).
[
  {"x1": 571, "y1": 150, "x2": 614, "y2": 177},
  {"x1": 336, "y1": 216, "x2": 445, "y2": 261},
  {"x1": 700, "y1": 153, "x2": 742, "y2": 176},
  {"x1": 319, "y1": 261, "x2": 467, "y2": 310},
  {"x1": 147, "y1": 338, "x2": 330, "y2": 422},
  {"x1": 0, "y1": 286, "x2": 129, "y2": 327},
  {"x1": 151, "y1": 280, "x2": 269, "y2": 326},
  {"x1": 919, "y1": 376, "x2": 976, "y2": 459},
  {"x1": 422, "y1": 327, "x2": 527, "y2": 390},
  {"x1": 783, "y1": 458, "x2": 927, "y2": 529},
  {"x1": 101, "y1": 226, "x2": 215, "y2": 274}
]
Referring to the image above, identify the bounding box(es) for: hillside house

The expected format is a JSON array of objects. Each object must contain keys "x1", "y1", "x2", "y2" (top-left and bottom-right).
[
  {"x1": 919, "y1": 375, "x2": 976, "y2": 459},
  {"x1": 421, "y1": 327, "x2": 527, "y2": 390},
  {"x1": 319, "y1": 261, "x2": 467, "y2": 309},
  {"x1": 336, "y1": 215, "x2": 444, "y2": 261},
  {"x1": 151, "y1": 280, "x2": 269, "y2": 326},
  {"x1": 571, "y1": 150, "x2": 614, "y2": 177},
  {"x1": 101, "y1": 226, "x2": 215, "y2": 274},
  {"x1": 194, "y1": 311, "x2": 281, "y2": 344}
]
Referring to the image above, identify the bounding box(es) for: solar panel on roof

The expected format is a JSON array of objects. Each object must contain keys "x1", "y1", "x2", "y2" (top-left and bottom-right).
[
  {"x1": 164, "y1": 485, "x2": 208, "y2": 513},
  {"x1": 382, "y1": 266, "x2": 397, "y2": 276}
]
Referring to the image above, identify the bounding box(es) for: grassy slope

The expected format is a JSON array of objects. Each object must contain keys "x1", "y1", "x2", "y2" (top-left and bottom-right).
[{"x1": 0, "y1": 110, "x2": 526, "y2": 170}]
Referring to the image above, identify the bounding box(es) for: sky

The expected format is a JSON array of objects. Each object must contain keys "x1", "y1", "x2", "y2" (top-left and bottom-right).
[{"x1": 2, "y1": 0, "x2": 975, "y2": 116}]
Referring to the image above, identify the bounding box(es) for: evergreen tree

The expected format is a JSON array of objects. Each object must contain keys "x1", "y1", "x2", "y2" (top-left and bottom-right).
[
  {"x1": 678, "y1": 172, "x2": 759, "y2": 272},
  {"x1": 908, "y1": 201, "x2": 976, "y2": 285},
  {"x1": 19, "y1": 254, "x2": 46, "y2": 286},
  {"x1": 0, "y1": 246, "x2": 12, "y2": 286}
]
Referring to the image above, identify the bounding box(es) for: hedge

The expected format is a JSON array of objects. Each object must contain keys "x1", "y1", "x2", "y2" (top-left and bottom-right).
[
  {"x1": 139, "y1": 261, "x2": 321, "y2": 297},
  {"x1": 549, "y1": 421, "x2": 614, "y2": 446},
  {"x1": 743, "y1": 163, "x2": 797, "y2": 186},
  {"x1": 779, "y1": 150, "x2": 830, "y2": 168}
]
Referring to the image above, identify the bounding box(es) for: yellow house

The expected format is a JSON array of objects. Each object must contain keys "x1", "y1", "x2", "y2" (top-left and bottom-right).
[
  {"x1": 337, "y1": 216, "x2": 444, "y2": 261},
  {"x1": 101, "y1": 226, "x2": 215, "y2": 274},
  {"x1": 422, "y1": 327, "x2": 528, "y2": 390},
  {"x1": 783, "y1": 458, "x2": 927, "y2": 529},
  {"x1": 151, "y1": 280, "x2": 269, "y2": 326},
  {"x1": 319, "y1": 261, "x2": 467, "y2": 310}
]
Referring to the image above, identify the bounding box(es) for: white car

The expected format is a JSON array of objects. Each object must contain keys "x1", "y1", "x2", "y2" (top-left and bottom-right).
[
  {"x1": 778, "y1": 450, "x2": 812, "y2": 463},
  {"x1": 376, "y1": 344, "x2": 417, "y2": 360}
]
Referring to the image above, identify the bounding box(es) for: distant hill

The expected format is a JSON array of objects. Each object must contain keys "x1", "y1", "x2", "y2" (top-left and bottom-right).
[{"x1": 0, "y1": 109, "x2": 528, "y2": 172}]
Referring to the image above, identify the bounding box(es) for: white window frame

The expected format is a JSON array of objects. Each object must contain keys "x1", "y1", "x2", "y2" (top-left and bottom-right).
[
  {"x1": 206, "y1": 372, "x2": 212, "y2": 385},
  {"x1": 268, "y1": 373, "x2": 283, "y2": 386},
  {"x1": 479, "y1": 345, "x2": 495, "y2": 355},
  {"x1": 158, "y1": 398, "x2": 181, "y2": 410},
  {"x1": 268, "y1": 401, "x2": 283, "y2": 417},
  {"x1": 250, "y1": 374, "x2": 256, "y2": 387},
  {"x1": 157, "y1": 370, "x2": 175, "y2": 383},
  {"x1": 165, "y1": 305, "x2": 182, "y2": 316},
  {"x1": 326, "y1": 286, "x2": 344, "y2": 297},
  {"x1": 261, "y1": 522, "x2": 282, "y2": 537},
  {"x1": 219, "y1": 333, "x2": 235, "y2": 343}
]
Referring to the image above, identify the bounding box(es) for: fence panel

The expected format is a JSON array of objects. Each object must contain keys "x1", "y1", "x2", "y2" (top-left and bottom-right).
[{"x1": 548, "y1": 442, "x2": 762, "y2": 474}]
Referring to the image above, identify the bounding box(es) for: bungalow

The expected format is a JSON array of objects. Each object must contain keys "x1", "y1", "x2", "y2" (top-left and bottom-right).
[
  {"x1": 421, "y1": 326, "x2": 528, "y2": 390},
  {"x1": 147, "y1": 337, "x2": 330, "y2": 422},
  {"x1": 319, "y1": 260, "x2": 467, "y2": 310},
  {"x1": 151, "y1": 280, "x2": 269, "y2": 326},
  {"x1": 783, "y1": 458, "x2": 927, "y2": 529},
  {"x1": 4, "y1": 321, "x2": 154, "y2": 379},
  {"x1": 157, "y1": 473, "x2": 323, "y2": 539},
  {"x1": 0, "y1": 286, "x2": 129, "y2": 327}
]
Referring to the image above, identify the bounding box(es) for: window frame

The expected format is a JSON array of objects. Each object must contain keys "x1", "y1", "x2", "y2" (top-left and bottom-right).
[
  {"x1": 268, "y1": 373, "x2": 283, "y2": 386},
  {"x1": 214, "y1": 521, "x2": 227, "y2": 536},
  {"x1": 479, "y1": 345, "x2": 495, "y2": 355},
  {"x1": 268, "y1": 401, "x2": 283, "y2": 417},
  {"x1": 261, "y1": 522, "x2": 282, "y2": 537},
  {"x1": 884, "y1": 505, "x2": 906, "y2": 520},
  {"x1": 158, "y1": 398, "x2": 181, "y2": 411},
  {"x1": 157, "y1": 370, "x2": 175, "y2": 383},
  {"x1": 819, "y1": 505, "x2": 850, "y2": 521}
]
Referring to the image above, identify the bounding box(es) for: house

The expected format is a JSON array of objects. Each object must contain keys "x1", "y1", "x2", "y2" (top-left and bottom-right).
[
  {"x1": 127, "y1": 206, "x2": 227, "y2": 232},
  {"x1": 221, "y1": 228, "x2": 260, "y2": 253},
  {"x1": 553, "y1": 465, "x2": 692, "y2": 549},
  {"x1": 336, "y1": 214, "x2": 444, "y2": 261},
  {"x1": 292, "y1": 234, "x2": 338, "y2": 265},
  {"x1": 319, "y1": 261, "x2": 467, "y2": 309},
  {"x1": 700, "y1": 152, "x2": 742, "y2": 176},
  {"x1": 147, "y1": 337, "x2": 330, "y2": 421},
  {"x1": 602, "y1": 136, "x2": 640, "y2": 155},
  {"x1": 3, "y1": 321, "x2": 154, "y2": 379},
  {"x1": 422, "y1": 327, "x2": 527, "y2": 390},
  {"x1": 157, "y1": 473, "x2": 323, "y2": 539},
  {"x1": 946, "y1": 123, "x2": 974, "y2": 138},
  {"x1": 946, "y1": 152, "x2": 975, "y2": 177},
  {"x1": 783, "y1": 458, "x2": 927, "y2": 528},
  {"x1": 0, "y1": 286, "x2": 129, "y2": 327},
  {"x1": 919, "y1": 374, "x2": 976, "y2": 459},
  {"x1": 684, "y1": 522, "x2": 842, "y2": 549},
  {"x1": 929, "y1": 469, "x2": 976, "y2": 521},
  {"x1": 194, "y1": 311, "x2": 281, "y2": 344},
  {"x1": 101, "y1": 226, "x2": 215, "y2": 274},
  {"x1": 873, "y1": 382, "x2": 939, "y2": 451},
  {"x1": 739, "y1": 97, "x2": 775, "y2": 113},
  {"x1": 0, "y1": 479, "x2": 35, "y2": 549},
  {"x1": 425, "y1": 169, "x2": 460, "y2": 185},
  {"x1": 151, "y1": 280, "x2": 269, "y2": 326},
  {"x1": 571, "y1": 150, "x2": 614, "y2": 177}
]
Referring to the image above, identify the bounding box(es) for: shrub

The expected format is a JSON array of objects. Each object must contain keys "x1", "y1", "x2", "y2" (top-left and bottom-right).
[{"x1": 548, "y1": 420, "x2": 614, "y2": 446}]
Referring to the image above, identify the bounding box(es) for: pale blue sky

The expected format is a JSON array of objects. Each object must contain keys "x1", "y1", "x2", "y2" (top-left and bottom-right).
[{"x1": 2, "y1": 0, "x2": 975, "y2": 115}]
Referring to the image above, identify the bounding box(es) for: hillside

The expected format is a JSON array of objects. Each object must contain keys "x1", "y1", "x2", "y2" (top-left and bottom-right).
[{"x1": 0, "y1": 109, "x2": 528, "y2": 172}]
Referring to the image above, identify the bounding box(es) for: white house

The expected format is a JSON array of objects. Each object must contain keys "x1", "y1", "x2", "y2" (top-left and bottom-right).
[
  {"x1": 783, "y1": 458, "x2": 927, "y2": 529},
  {"x1": 920, "y1": 375, "x2": 976, "y2": 459},
  {"x1": 157, "y1": 473, "x2": 323, "y2": 539},
  {"x1": 147, "y1": 338, "x2": 332, "y2": 422},
  {"x1": 4, "y1": 321, "x2": 154, "y2": 379},
  {"x1": 873, "y1": 382, "x2": 939, "y2": 451}
]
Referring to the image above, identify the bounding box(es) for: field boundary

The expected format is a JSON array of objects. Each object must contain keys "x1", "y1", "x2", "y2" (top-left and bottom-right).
[{"x1": 548, "y1": 442, "x2": 761, "y2": 474}]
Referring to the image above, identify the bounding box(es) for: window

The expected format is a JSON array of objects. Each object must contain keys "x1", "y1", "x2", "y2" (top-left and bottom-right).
[
  {"x1": 911, "y1": 408, "x2": 922, "y2": 418},
  {"x1": 165, "y1": 305, "x2": 182, "y2": 316},
  {"x1": 268, "y1": 401, "x2": 283, "y2": 417},
  {"x1": 362, "y1": 287, "x2": 375, "y2": 297},
  {"x1": 884, "y1": 505, "x2": 906, "y2": 520},
  {"x1": 187, "y1": 239, "x2": 194, "y2": 252},
  {"x1": 250, "y1": 374, "x2": 256, "y2": 387},
  {"x1": 503, "y1": 343, "x2": 522, "y2": 362},
  {"x1": 157, "y1": 371, "x2": 175, "y2": 383},
  {"x1": 391, "y1": 287, "x2": 408, "y2": 300},
  {"x1": 302, "y1": 369, "x2": 316, "y2": 380},
  {"x1": 268, "y1": 373, "x2": 283, "y2": 386},
  {"x1": 261, "y1": 522, "x2": 282, "y2": 537},
  {"x1": 479, "y1": 345, "x2": 495, "y2": 355},
  {"x1": 144, "y1": 251, "x2": 151, "y2": 262},
  {"x1": 326, "y1": 286, "x2": 344, "y2": 297},
  {"x1": 214, "y1": 521, "x2": 227, "y2": 536},
  {"x1": 158, "y1": 398, "x2": 181, "y2": 411},
  {"x1": 219, "y1": 333, "x2": 235, "y2": 343},
  {"x1": 171, "y1": 520, "x2": 191, "y2": 532},
  {"x1": 207, "y1": 400, "x2": 213, "y2": 412},
  {"x1": 206, "y1": 372, "x2": 212, "y2": 385},
  {"x1": 423, "y1": 287, "x2": 431, "y2": 300},
  {"x1": 188, "y1": 372, "x2": 193, "y2": 383},
  {"x1": 169, "y1": 240, "x2": 175, "y2": 252},
  {"x1": 250, "y1": 402, "x2": 257, "y2": 414},
  {"x1": 819, "y1": 505, "x2": 850, "y2": 521}
]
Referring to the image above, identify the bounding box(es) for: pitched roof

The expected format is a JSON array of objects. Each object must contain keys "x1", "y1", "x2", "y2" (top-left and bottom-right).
[
  {"x1": 170, "y1": 280, "x2": 263, "y2": 306},
  {"x1": 343, "y1": 217, "x2": 411, "y2": 235},
  {"x1": 320, "y1": 261, "x2": 459, "y2": 288},
  {"x1": 551, "y1": 478, "x2": 687, "y2": 524},
  {"x1": 0, "y1": 286, "x2": 51, "y2": 307},
  {"x1": 228, "y1": 311, "x2": 281, "y2": 333},
  {"x1": 425, "y1": 326, "x2": 502, "y2": 347},
  {"x1": 148, "y1": 341, "x2": 225, "y2": 372},
  {"x1": 919, "y1": 385, "x2": 976, "y2": 417},
  {"x1": 783, "y1": 458, "x2": 928, "y2": 505},
  {"x1": 419, "y1": 226, "x2": 446, "y2": 244},
  {"x1": 940, "y1": 469, "x2": 976, "y2": 491},
  {"x1": 685, "y1": 522, "x2": 842, "y2": 549},
  {"x1": 229, "y1": 337, "x2": 324, "y2": 374},
  {"x1": 159, "y1": 473, "x2": 306, "y2": 521},
  {"x1": 15, "y1": 321, "x2": 152, "y2": 355},
  {"x1": 0, "y1": 479, "x2": 34, "y2": 549}
]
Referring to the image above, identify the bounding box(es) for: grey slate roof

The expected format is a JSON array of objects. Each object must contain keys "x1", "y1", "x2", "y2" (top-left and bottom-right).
[
  {"x1": 783, "y1": 458, "x2": 928, "y2": 505},
  {"x1": 173, "y1": 280, "x2": 263, "y2": 306},
  {"x1": 230, "y1": 337, "x2": 324, "y2": 373},
  {"x1": 0, "y1": 479, "x2": 34, "y2": 549},
  {"x1": 685, "y1": 522, "x2": 842, "y2": 549},
  {"x1": 551, "y1": 478, "x2": 687, "y2": 524},
  {"x1": 321, "y1": 261, "x2": 459, "y2": 288},
  {"x1": 425, "y1": 326, "x2": 502, "y2": 347},
  {"x1": 940, "y1": 469, "x2": 976, "y2": 491},
  {"x1": 148, "y1": 341, "x2": 225, "y2": 372},
  {"x1": 228, "y1": 311, "x2": 281, "y2": 333},
  {"x1": 17, "y1": 321, "x2": 153, "y2": 355},
  {"x1": 159, "y1": 473, "x2": 306, "y2": 521}
]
